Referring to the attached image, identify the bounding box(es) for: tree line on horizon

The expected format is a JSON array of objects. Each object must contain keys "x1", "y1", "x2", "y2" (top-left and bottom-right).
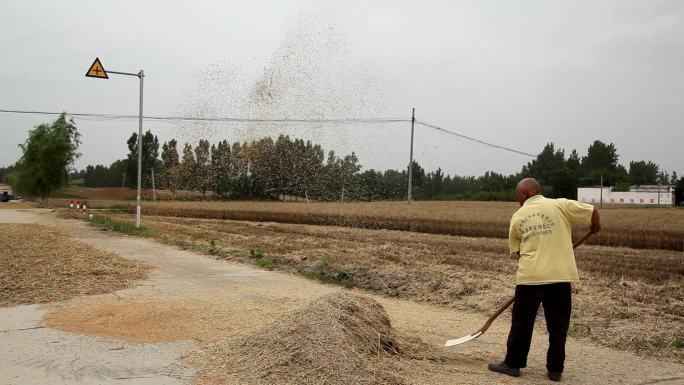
[
  {"x1": 68, "y1": 130, "x2": 684, "y2": 203},
  {"x1": 2, "y1": 114, "x2": 681, "y2": 202}
]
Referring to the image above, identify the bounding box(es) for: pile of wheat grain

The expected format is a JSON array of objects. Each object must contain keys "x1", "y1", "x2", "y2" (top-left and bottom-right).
[{"x1": 196, "y1": 292, "x2": 422, "y2": 385}]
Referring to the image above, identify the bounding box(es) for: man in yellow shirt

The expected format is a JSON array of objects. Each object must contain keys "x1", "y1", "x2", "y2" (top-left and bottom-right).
[{"x1": 488, "y1": 178, "x2": 600, "y2": 382}]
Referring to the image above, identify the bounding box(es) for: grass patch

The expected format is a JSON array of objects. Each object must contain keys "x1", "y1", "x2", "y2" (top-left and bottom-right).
[
  {"x1": 303, "y1": 258, "x2": 352, "y2": 287},
  {"x1": 249, "y1": 248, "x2": 265, "y2": 259},
  {"x1": 246, "y1": 247, "x2": 276, "y2": 270},
  {"x1": 206, "y1": 239, "x2": 219, "y2": 255},
  {"x1": 90, "y1": 204, "x2": 131, "y2": 212},
  {"x1": 255, "y1": 257, "x2": 276, "y2": 270},
  {"x1": 86, "y1": 214, "x2": 146, "y2": 234}
]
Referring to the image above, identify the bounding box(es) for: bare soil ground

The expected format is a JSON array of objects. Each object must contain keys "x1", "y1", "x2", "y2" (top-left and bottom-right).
[
  {"x1": 88, "y1": 211, "x2": 684, "y2": 362},
  {"x1": 0, "y1": 223, "x2": 149, "y2": 307},
  {"x1": 0, "y1": 201, "x2": 34, "y2": 209}
]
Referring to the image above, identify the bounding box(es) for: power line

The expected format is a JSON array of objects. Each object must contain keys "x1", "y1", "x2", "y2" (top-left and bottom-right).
[
  {"x1": 0, "y1": 109, "x2": 410, "y2": 125},
  {"x1": 415, "y1": 119, "x2": 535, "y2": 157},
  {"x1": 0, "y1": 108, "x2": 536, "y2": 157}
]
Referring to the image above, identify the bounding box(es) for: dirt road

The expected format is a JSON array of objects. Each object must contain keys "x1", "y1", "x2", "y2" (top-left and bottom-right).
[{"x1": 1, "y1": 208, "x2": 682, "y2": 385}]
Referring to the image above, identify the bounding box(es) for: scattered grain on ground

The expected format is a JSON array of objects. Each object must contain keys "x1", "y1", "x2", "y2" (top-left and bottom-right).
[{"x1": 0, "y1": 223, "x2": 149, "y2": 307}]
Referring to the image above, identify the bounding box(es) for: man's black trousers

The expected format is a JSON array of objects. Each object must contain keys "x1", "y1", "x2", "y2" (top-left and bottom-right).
[{"x1": 504, "y1": 282, "x2": 572, "y2": 373}]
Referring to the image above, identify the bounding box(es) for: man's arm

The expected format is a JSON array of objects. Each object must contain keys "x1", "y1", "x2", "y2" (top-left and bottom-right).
[{"x1": 590, "y1": 207, "x2": 601, "y2": 234}]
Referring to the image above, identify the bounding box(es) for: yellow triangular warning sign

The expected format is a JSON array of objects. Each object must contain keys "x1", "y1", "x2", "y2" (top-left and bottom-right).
[{"x1": 86, "y1": 58, "x2": 108, "y2": 79}]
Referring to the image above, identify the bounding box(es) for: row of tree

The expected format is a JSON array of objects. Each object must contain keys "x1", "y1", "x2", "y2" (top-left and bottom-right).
[
  {"x1": 518, "y1": 142, "x2": 678, "y2": 199},
  {"x1": 4, "y1": 113, "x2": 681, "y2": 202},
  {"x1": 0, "y1": 165, "x2": 14, "y2": 184},
  {"x1": 70, "y1": 129, "x2": 684, "y2": 203}
]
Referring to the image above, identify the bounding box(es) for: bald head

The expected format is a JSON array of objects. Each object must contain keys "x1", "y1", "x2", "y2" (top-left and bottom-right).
[{"x1": 516, "y1": 178, "x2": 541, "y2": 206}]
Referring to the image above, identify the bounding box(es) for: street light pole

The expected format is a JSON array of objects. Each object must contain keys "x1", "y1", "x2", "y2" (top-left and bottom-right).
[
  {"x1": 87, "y1": 60, "x2": 145, "y2": 228},
  {"x1": 108, "y1": 70, "x2": 145, "y2": 228},
  {"x1": 136, "y1": 70, "x2": 144, "y2": 228}
]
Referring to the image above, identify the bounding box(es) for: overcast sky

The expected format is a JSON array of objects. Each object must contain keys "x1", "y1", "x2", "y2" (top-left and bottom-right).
[{"x1": 1, "y1": 0, "x2": 682, "y2": 178}]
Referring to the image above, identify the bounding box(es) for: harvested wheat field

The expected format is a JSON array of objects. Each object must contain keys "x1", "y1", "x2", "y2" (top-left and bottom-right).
[
  {"x1": 92, "y1": 212, "x2": 684, "y2": 362},
  {"x1": 58, "y1": 186, "x2": 203, "y2": 201},
  {"x1": 0, "y1": 223, "x2": 149, "y2": 307},
  {"x1": 53, "y1": 198, "x2": 684, "y2": 250}
]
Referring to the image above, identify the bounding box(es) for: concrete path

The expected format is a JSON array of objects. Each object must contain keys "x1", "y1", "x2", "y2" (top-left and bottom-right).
[{"x1": 0, "y1": 305, "x2": 195, "y2": 385}]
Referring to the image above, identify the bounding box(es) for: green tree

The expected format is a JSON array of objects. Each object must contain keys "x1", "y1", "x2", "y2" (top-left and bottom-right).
[
  {"x1": 293, "y1": 139, "x2": 324, "y2": 201},
  {"x1": 125, "y1": 130, "x2": 159, "y2": 188},
  {"x1": 567, "y1": 149, "x2": 580, "y2": 172},
  {"x1": 628, "y1": 161, "x2": 659, "y2": 185},
  {"x1": 657, "y1": 170, "x2": 670, "y2": 185},
  {"x1": 674, "y1": 176, "x2": 684, "y2": 205},
  {"x1": 10, "y1": 113, "x2": 81, "y2": 198},
  {"x1": 210, "y1": 140, "x2": 233, "y2": 199},
  {"x1": 381, "y1": 169, "x2": 406, "y2": 200},
  {"x1": 161, "y1": 139, "x2": 180, "y2": 192},
  {"x1": 582, "y1": 140, "x2": 619, "y2": 171},
  {"x1": 81, "y1": 160, "x2": 127, "y2": 187},
  {"x1": 580, "y1": 140, "x2": 629, "y2": 186},
  {"x1": 408, "y1": 160, "x2": 426, "y2": 199},
  {"x1": 180, "y1": 143, "x2": 196, "y2": 193},
  {"x1": 522, "y1": 143, "x2": 577, "y2": 198},
  {"x1": 424, "y1": 167, "x2": 444, "y2": 199},
  {"x1": 0, "y1": 165, "x2": 15, "y2": 184},
  {"x1": 338, "y1": 152, "x2": 361, "y2": 201},
  {"x1": 248, "y1": 137, "x2": 277, "y2": 198},
  {"x1": 194, "y1": 139, "x2": 211, "y2": 197}
]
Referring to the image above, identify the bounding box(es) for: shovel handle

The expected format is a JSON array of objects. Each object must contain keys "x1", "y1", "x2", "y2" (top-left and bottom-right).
[
  {"x1": 572, "y1": 230, "x2": 594, "y2": 249},
  {"x1": 477, "y1": 230, "x2": 594, "y2": 335}
]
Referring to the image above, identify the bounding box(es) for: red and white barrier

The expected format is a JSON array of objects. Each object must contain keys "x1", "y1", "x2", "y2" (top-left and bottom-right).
[{"x1": 68, "y1": 200, "x2": 88, "y2": 214}]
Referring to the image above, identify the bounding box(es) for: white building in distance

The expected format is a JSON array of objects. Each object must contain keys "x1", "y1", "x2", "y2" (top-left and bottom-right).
[{"x1": 578, "y1": 185, "x2": 674, "y2": 206}]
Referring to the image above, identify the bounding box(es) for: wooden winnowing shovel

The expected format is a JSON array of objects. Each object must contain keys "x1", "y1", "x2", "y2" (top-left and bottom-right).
[{"x1": 444, "y1": 231, "x2": 594, "y2": 347}]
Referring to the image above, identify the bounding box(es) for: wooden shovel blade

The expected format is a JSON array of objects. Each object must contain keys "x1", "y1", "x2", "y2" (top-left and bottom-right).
[{"x1": 444, "y1": 331, "x2": 483, "y2": 347}]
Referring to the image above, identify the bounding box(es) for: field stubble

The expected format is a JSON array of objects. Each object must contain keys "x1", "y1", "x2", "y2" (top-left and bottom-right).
[
  {"x1": 93, "y1": 210, "x2": 684, "y2": 362},
  {"x1": 53, "y1": 199, "x2": 684, "y2": 251}
]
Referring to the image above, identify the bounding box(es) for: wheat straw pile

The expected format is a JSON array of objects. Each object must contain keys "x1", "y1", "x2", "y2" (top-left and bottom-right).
[
  {"x1": 0, "y1": 224, "x2": 149, "y2": 307},
  {"x1": 198, "y1": 293, "x2": 419, "y2": 385}
]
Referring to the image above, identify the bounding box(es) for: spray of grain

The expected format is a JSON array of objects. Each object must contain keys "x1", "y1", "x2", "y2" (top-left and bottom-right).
[{"x1": 171, "y1": 1, "x2": 393, "y2": 151}]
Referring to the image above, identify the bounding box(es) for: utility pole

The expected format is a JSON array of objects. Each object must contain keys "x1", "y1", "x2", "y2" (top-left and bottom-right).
[
  {"x1": 600, "y1": 173, "x2": 603, "y2": 207},
  {"x1": 407, "y1": 108, "x2": 415, "y2": 204},
  {"x1": 86, "y1": 58, "x2": 145, "y2": 228},
  {"x1": 151, "y1": 168, "x2": 156, "y2": 203}
]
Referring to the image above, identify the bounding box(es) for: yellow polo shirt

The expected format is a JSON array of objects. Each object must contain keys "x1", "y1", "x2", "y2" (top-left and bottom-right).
[{"x1": 509, "y1": 195, "x2": 594, "y2": 285}]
